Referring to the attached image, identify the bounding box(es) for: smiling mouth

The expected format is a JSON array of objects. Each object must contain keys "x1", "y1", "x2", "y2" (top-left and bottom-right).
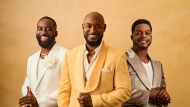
[
  {"x1": 138, "y1": 40, "x2": 147, "y2": 43},
  {"x1": 41, "y1": 36, "x2": 48, "y2": 41},
  {"x1": 89, "y1": 34, "x2": 98, "y2": 39}
]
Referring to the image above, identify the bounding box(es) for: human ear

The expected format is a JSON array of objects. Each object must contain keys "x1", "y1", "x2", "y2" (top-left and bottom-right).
[
  {"x1": 130, "y1": 35, "x2": 133, "y2": 40},
  {"x1": 104, "y1": 24, "x2": 106, "y2": 31},
  {"x1": 55, "y1": 31, "x2": 58, "y2": 37}
]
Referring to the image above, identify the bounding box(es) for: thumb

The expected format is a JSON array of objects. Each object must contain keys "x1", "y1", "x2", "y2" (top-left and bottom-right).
[
  {"x1": 160, "y1": 85, "x2": 166, "y2": 90},
  {"x1": 79, "y1": 92, "x2": 86, "y2": 97},
  {"x1": 26, "y1": 86, "x2": 32, "y2": 96}
]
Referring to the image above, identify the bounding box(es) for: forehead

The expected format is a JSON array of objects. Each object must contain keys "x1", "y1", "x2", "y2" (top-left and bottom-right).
[
  {"x1": 135, "y1": 24, "x2": 151, "y2": 31},
  {"x1": 37, "y1": 18, "x2": 54, "y2": 27},
  {"x1": 84, "y1": 15, "x2": 104, "y2": 25}
]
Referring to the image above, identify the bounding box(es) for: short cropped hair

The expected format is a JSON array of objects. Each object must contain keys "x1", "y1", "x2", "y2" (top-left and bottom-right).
[
  {"x1": 38, "y1": 16, "x2": 57, "y2": 29},
  {"x1": 131, "y1": 19, "x2": 152, "y2": 34}
]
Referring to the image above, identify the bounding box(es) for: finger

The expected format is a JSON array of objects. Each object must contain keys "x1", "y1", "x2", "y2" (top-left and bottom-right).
[
  {"x1": 158, "y1": 91, "x2": 169, "y2": 104},
  {"x1": 160, "y1": 85, "x2": 166, "y2": 90},
  {"x1": 165, "y1": 96, "x2": 171, "y2": 103},
  {"x1": 156, "y1": 89, "x2": 165, "y2": 99},
  {"x1": 79, "y1": 92, "x2": 86, "y2": 97},
  {"x1": 19, "y1": 97, "x2": 29, "y2": 105},
  {"x1": 27, "y1": 86, "x2": 33, "y2": 96},
  {"x1": 26, "y1": 87, "x2": 31, "y2": 96}
]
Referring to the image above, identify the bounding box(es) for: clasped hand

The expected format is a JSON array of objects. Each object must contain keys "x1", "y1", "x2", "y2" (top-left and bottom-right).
[
  {"x1": 77, "y1": 92, "x2": 92, "y2": 107},
  {"x1": 18, "y1": 86, "x2": 39, "y2": 107},
  {"x1": 150, "y1": 85, "x2": 171, "y2": 106}
]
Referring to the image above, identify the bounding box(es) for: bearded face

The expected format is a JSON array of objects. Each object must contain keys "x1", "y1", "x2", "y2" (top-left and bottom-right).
[
  {"x1": 36, "y1": 18, "x2": 57, "y2": 48},
  {"x1": 36, "y1": 34, "x2": 55, "y2": 48},
  {"x1": 84, "y1": 33, "x2": 103, "y2": 47}
]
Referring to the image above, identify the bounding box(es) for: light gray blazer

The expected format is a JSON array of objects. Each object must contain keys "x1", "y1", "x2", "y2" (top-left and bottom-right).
[
  {"x1": 22, "y1": 43, "x2": 67, "y2": 107},
  {"x1": 123, "y1": 49, "x2": 166, "y2": 107}
]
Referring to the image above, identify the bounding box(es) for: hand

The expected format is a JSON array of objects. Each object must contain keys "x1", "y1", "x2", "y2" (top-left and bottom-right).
[
  {"x1": 19, "y1": 86, "x2": 39, "y2": 107},
  {"x1": 156, "y1": 85, "x2": 171, "y2": 105},
  {"x1": 77, "y1": 92, "x2": 93, "y2": 107},
  {"x1": 149, "y1": 87, "x2": 160, "y2": 103}
]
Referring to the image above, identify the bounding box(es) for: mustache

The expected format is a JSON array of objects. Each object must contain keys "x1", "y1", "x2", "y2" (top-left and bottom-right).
[{"x1": 86, "y1": 33, "x2": 99, "y2": 36}]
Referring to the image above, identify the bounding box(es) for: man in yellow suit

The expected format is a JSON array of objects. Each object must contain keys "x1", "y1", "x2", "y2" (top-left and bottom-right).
[{"x1": 58, "y1": 12, "x2": 131, "y2": 107}]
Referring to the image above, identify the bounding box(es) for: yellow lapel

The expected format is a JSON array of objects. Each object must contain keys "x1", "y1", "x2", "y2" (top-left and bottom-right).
[
  {"x1": 85, "y1": 42, "x2": 108, "y2": 92},
  {"x1": 75, "y1": 44, "x2": 86, "y2": 92}
]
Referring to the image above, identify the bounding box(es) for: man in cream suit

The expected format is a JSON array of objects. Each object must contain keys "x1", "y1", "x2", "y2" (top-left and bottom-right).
[
  {"x1": 58, "y1": 12, "x2": 131, "y2": 107},
  {"x1": 19, "y1": 16, "x2": 67, "y2": 107},
  {"x1": 122, "y1": 19, "x2": 170, "y2": 107}
]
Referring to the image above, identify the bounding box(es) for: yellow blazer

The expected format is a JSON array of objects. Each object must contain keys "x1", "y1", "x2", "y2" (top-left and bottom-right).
[{"x1": 58, "y1": 41, "x2": 131, "y2": 107}]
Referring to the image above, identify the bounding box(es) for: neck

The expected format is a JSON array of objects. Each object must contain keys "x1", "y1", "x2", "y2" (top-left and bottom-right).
[
  {"x1": 86, "y1": 43, "x2": 98, "y2": 54},
  {"x1": 132, "y1": 47, "x2": 148, "y2": 57},
  {"x1": 40, "y1": 42, "x2": 56, "y2": 57},
  {"x1": 132, "y1": 47, "x2": 149, "y2": 63}
]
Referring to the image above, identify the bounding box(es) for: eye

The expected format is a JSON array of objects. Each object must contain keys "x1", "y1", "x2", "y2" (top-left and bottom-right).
[
  {"x1": 135, "y1": 31, "x2": 141, "y2": 35},
  {"x1": 85, "y1": 24, "x2": 91, "y2": 28},
  {"x1": 46, "y1": 27, "x2": 52, "y2": 31},
  {"x1": 95, "y1": 25, "x2": 102, "y2": 29},
  {"x1": 37, "y1": 27, "x2": 42, "y2": 31},
  {"x1": 146, "y1": 31, "x2": 151, "y2": 35}
]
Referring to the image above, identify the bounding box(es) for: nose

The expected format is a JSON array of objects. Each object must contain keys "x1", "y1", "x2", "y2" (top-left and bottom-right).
[
  {"x1": 90, "y1": 26, "x2": 97, "y2": 34},
  {"x1": 141, "y1": 32, "x2": 146, "y2": 38},
  {"x1": 41, "y1": 29, "x2": 47, "y2": 35}
]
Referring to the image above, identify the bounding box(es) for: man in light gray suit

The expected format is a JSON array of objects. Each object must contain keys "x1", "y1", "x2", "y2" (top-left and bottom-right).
[
  {"x1": 122, "y1": 19, "x2": 170, "y2": 107},
  {"x1": 19, "y1": 16, "x2": 67, "y2": 107}
]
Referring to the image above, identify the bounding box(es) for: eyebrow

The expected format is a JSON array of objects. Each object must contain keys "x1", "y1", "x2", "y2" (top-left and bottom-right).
[
  {"x1": 135, "y1": 30, "x2": 151, "y2": 32},
  {"x1": 37, "y1": 26, "x2": 52, "y2": 28}
]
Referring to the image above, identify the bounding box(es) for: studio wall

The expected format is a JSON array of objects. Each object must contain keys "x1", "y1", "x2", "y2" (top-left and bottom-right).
[{"x1": 0, "y1": 0, "x2": 190, "y2": 107}]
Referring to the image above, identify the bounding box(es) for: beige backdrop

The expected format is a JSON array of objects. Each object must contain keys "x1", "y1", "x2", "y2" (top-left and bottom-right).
[{"x1": 0, "y1": 0, "x2": 190, "y2": 107}]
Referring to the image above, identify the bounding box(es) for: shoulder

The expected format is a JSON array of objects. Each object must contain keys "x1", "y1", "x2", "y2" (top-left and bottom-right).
[
  {"x1": 148, "y1": 55, "x2": 163, "y2": 66},
  {"x1": 67, "y1": 45, "x2": 82, "y2": 54},
  {"x1": 58, "y1": 46, "x2": 68, "y2": 53},
  {"x1": 108, "y1": 46, "x2": 123, "y2": 55},
  {"x1": 28, "y1": 50, "x2": 40, "y2": 60},
  {"x1": 106, "y1": 45, "x2": 126, "y2": 59}
]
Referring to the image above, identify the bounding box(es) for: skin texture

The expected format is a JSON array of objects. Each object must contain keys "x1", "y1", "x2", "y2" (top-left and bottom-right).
[
  {"x1": 77, "y1": 12, "x2": 106, "y2": 107},
  {"x1": 131, "y1": 23, "x2": 171, "y2": 105},
  {"x1": 19, "y1": 87, "x2": 39, "y2": 107},
  {"x1": 36, "y1": 18, "x2": 57, "y2": 59},
  {"x1": 18, "y1": 17, "x2": 58, "y2": 106}
]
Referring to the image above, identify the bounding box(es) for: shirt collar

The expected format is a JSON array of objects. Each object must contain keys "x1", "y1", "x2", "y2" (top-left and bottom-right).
[{"x1": 84, "y1": 41, "x2": 103, "y2": 55}]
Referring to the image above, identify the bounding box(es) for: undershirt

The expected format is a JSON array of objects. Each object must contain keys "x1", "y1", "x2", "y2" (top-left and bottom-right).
[
  {"x1": 142, "y1": 61, "x2": 153, "y2": 87},
  {"x1": 37, "y1": 58, "x2": 44, "y2": 80}
]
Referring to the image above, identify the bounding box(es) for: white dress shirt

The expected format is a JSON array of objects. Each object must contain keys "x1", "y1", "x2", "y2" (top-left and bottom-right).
[{"x1": 84, "y1": 42, "x2": 102, "y2": 81}]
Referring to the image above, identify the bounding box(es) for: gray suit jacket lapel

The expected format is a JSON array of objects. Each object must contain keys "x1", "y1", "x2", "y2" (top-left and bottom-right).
[
  {"x1": 128, "y1": 55, "x2": 152, "y2": 90},
  {"x1": 150, "y1": 57, "x2": 162, "y2": 88}
]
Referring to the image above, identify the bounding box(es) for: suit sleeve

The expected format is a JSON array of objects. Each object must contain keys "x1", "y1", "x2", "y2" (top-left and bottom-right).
[
  {"x1": 58, "y1": 53, "x2": 71, "y2": 107},
  {"x1": 35, "y1": 90, "x2": 58, "y2": 107},
  {"x1": 21, "y1": 58, "x2": 31, "y2": 96},
  {"x1": 91, "y1": 53, "x2": 131, "y2": 107},
  {"x1": 160, "y1": 63, "x2": 166, "y2": 86},
  {"x1": 124, "y1": 61, "x2": 166, "y2": 106},
  {"x1": 122, "y1": 60, "x2": 150, "y2": 106}
]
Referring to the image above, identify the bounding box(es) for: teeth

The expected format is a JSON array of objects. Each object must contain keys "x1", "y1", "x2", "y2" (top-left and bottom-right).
[
  {"x1": 138, "y1": 40, "x2": 146, "y2": 43},
  {"x1": 41, "y1": 36, "x2": 48, "y2": 41}
]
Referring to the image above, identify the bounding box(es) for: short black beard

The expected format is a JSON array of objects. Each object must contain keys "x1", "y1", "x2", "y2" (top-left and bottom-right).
[
  {"x1": 84, "y1": 35, "x2": 103, "y2": 47},
  {"x1": 36, "y1": 35, "x2": 55, "y2": 48}
]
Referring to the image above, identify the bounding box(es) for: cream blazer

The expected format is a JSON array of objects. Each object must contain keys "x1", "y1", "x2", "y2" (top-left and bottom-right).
[
  {"x1": 58, "y1": 41, "x2": 131, "y2": 107},
  {"x1": 123, "y1": 49, "x2": 166, "y2": 107},
  {"x1": 22, "y1": 43, "x2": 67, "y2": 107}
]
